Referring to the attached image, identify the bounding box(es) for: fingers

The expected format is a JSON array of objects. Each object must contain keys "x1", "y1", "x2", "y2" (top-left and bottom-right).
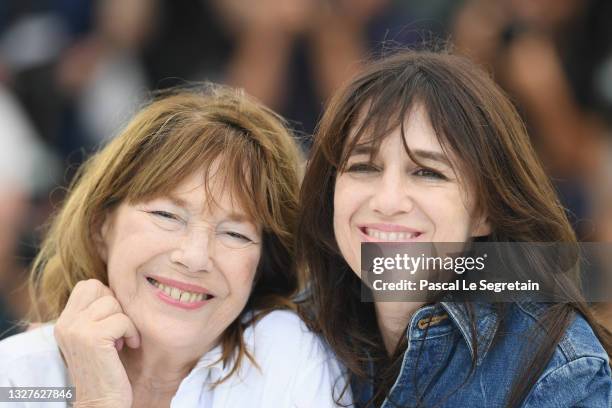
[
  {"x1": 115, "y1": 338, "x2": 124, "y2": 352},
  {"x1": 85, "y1": 295, "x2": 123, "y2": 321},
  {"x1": 57, "y1": 278, "x2": 140, "y2": 350},
  {"x1": 64, "y1": 279, "x2": 114, "y2": 317},
  {"x1": 52, "y1": 280, "x2": 137, "y2": 407},
  {"x1": 98, "y1": 313, "x2": 141, "y2": 349}
]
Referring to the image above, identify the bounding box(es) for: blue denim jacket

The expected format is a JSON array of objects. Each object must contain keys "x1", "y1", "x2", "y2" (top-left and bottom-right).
[{"x1": 352, "y1": 302, "x2": 612, "y2": 407}]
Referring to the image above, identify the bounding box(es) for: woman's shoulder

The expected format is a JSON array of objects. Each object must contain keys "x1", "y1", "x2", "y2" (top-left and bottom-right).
[
  {"x1": 246, "y1": 309, "x2": 330, "y2": 359},
  {"x1": 514, "y1": 302, "x2": 609, "y2": 362},
  {"x1": 243, "y1": 309, "x2": 344, "y2": 380},
  {"x1": 0, "y1": 323, "x2": 68, "y2": 386},
  {"x1": 512, "y1": 303, "x2": 611, "y2": 406},
  {"x1": 249, "y1": 310, "x2": 309, "y2": 335},
  {"x1": 432, "y1": 303, "x2": 610, "y2": 406},
  {"x1": 233, "y1": 309, "x2": 350, "y2": 406}
]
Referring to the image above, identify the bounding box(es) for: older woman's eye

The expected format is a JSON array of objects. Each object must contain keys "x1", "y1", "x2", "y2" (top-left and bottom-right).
[
  {"x1": 226, "y1": 231, "x2": 252, "y2": 242},
  {"x1": 149, "y1": 210, "x2": 181, "y2": 222},
  {"x1": 414, "y1": 168, "x2": 447, "y2": 180},
  {"x1": 216, "y1": 230, "x2": 256, "y2": 249},
  {"x1": 346, "y1": 162, "x2": 380, "y2": 173}
]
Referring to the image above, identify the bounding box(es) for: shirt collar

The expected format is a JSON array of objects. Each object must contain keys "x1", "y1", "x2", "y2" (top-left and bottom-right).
[
  {"x1": 189, "y1": 312, "x2": 256, "y2": 380},
  {"x1": 186, "y1": 343, "x2": 227, "y2": 385}
]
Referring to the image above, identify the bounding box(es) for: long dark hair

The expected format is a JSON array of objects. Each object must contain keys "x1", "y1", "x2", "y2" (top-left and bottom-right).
[{"x1": 297, "y1": 50, "x2": 612, "y2": 407}]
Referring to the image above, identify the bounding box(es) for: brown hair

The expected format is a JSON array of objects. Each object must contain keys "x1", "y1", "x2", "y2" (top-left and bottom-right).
[
  {"x1": 297, "y1": 50, "x2": 612, "y2": 406},
  {"x1": 29, "y1": 83, "x2": 303, "y2": 381}
]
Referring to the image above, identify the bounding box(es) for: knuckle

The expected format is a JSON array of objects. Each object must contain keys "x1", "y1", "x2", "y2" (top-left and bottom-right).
[
  {"x1": 73, "y1": 279, "x2": 108, "y2": 299},
  {"x1": 87, "y1": 279, "x2": 105, "y2": 290},
  {"x1": 71, "y1": 280, "x2": 85, "y2": 294},
  {"x1": 99, "y1": 296, "x2": 122, "y2": 312},
  {"x1": 73, "y1": 279, "x2": 95, "y2": 293},
  {"x1": 114, "y1": 313, "x2": 130, "y2": 328}
]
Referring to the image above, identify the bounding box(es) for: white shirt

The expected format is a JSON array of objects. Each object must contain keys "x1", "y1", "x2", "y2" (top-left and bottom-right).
[{"x1": 0, "y1": 310, "x2": 351, "y2": 407}]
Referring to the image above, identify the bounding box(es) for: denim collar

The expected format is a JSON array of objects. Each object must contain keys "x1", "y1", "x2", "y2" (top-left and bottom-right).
[
  {"x1": 407, "y1": 301, "x2": 500, "y2": 366},
  {"x1": 352, "y1": 302, "x2": 502, "y2": 405},
  {"x1": 441, "y1": 302, "x2": 500, "y2": 366}
]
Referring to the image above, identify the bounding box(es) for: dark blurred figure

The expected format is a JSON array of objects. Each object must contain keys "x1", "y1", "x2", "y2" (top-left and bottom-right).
[
  {"x1": 56, "y1": 0, "x2": 156, "y2": 154},
  {"x1": 454, "y1": 0, "x2": 612, "y2": 236},
  {"x1": 454, "y1": 0, "x2": 612, "y2": 331},
  {"x1": 1, "y1": 0, "x2": 156, "y2": 164},
  {"x1": 0, "y1": 0, "x2": 156, "y2": 337},
  {"x1": 143, "y1": 0, "x2": 462, "y2": 147},
  {"x1": 0, "y1": 83, "x2": 57, "y2": 338}
]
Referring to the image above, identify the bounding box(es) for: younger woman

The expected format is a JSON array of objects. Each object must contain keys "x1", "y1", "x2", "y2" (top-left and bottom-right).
[{"x1": 298, "y1": 50, "x2": 612, "y2": 407}]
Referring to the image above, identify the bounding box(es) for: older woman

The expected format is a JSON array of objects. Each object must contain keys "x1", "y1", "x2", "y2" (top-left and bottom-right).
[{"x1": 0, "y1": 85, "x2": 348, "y2": 407}]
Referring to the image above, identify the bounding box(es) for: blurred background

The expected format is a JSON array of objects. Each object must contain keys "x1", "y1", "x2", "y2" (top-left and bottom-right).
[{"x1": 1, "y1": 0, "x2": 612, "y2": 338}]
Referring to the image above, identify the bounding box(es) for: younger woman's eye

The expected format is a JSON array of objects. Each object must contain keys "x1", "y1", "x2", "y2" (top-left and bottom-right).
[
  {"x1": 414, "y1": 168, "x2": 447, "y2": 180},
  {"x1": 345, "y1": 162, "x2": 380, "y2": 173}
]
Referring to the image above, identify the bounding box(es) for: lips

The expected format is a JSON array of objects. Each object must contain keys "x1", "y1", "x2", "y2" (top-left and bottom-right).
[
  {"x1": 359, "y1": 224, "x2": 423, "y2": 242},
  {"x1": 146, "y1": 275, "x2": 214, "y2": 304}
]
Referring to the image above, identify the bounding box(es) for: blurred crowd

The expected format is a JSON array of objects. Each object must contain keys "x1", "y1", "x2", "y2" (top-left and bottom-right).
[{"x1": 1, "y1": 0, "x2": 612, "y2": 337}]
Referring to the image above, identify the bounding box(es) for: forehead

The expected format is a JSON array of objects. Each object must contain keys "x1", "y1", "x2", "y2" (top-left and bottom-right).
[
  {"x1": 352, "y1": 106, "x2": 441, "y2": 148},
  {"x1": 154, "y1": 165, "x2": 254, "y2": 222},
  {"x1": 344, "y1": 104, "x2": 450, "y2": 162}
]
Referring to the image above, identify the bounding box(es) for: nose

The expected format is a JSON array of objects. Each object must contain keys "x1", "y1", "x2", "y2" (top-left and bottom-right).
[
  {"x1": 170, "y1": 225, "x2": 213, "y2": 273},
  {"x1": 368, "y1": 166, "x2": 414, "y2": 216}
]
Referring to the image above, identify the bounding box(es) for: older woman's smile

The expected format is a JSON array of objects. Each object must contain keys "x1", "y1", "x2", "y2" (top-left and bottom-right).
[{"x1": 145, "y1": 276, "x2": 214, "y2": 310}]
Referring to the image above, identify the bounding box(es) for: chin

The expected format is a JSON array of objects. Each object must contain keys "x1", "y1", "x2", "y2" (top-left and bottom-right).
[
  {"x1": 152, "y1": 326, "x2": 205, "y2": 350},
  {"x1": 133, "y1": 314, "x2": 201, "y2": 347}
]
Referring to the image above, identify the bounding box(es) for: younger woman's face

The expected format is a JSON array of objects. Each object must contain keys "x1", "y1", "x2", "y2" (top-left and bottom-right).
[{"x1": 333, "y1": 105, "x2": 490, "y2": 278}]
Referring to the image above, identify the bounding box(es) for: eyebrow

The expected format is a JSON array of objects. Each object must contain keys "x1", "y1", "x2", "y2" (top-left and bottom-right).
[
  {"x1": 167, "y1": 195, "x2": 253, "y2": 222},
  {"x1": 350, "y1": 145, "x2": 375, "y2": 156},
  {"x1": 349, "y1": 146, "x2": 452, "y2": 167},
  {"x1": 225, "y1": 212, "x2": 253, "y2": 223},
  {"x1": 166, "y1": 194, "x2": 188, "y2": 208},
  {"x1": 412, "y1": 149, "x2": 452, "y2": 167}
]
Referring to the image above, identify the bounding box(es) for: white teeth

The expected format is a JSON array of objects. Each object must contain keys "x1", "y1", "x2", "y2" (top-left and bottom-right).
[
  {"x1": 170, "y1": 287, "x2": 180, "y2": 300},
  {"x1": 149, "y1": 279, "x2": 209, "y2": 303},
  {"x1": 365, "y1": 228, "x2": 418, "y2": 241}
]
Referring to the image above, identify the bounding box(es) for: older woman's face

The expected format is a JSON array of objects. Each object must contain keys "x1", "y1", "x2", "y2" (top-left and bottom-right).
[
  {"x1": 333, "y1": 106, "x2": 490, "y2": 278},
  {"x1": 100, "y1": 169, "x2": 262, "y2": 349}
]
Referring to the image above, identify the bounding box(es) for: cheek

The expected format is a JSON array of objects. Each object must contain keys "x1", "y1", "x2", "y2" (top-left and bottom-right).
[
  {"x1": 333, "y1": 188, "x2": 351, "y2": 251},
  {"x1": 423, "y1": 189, "x2": 474, "y2": 237},
  {"x1": 107, "y1": 238, "x2": 170, "y2": 305},
  {"x1": 333, "y1": 178, "x2": 360, "y2": 236},
  {"x1": 333, "y1": 179, "x2": 363, "y2": 275},
  {"x1": 218, "y1": 249, "x2": 260, "y2": 298}
]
